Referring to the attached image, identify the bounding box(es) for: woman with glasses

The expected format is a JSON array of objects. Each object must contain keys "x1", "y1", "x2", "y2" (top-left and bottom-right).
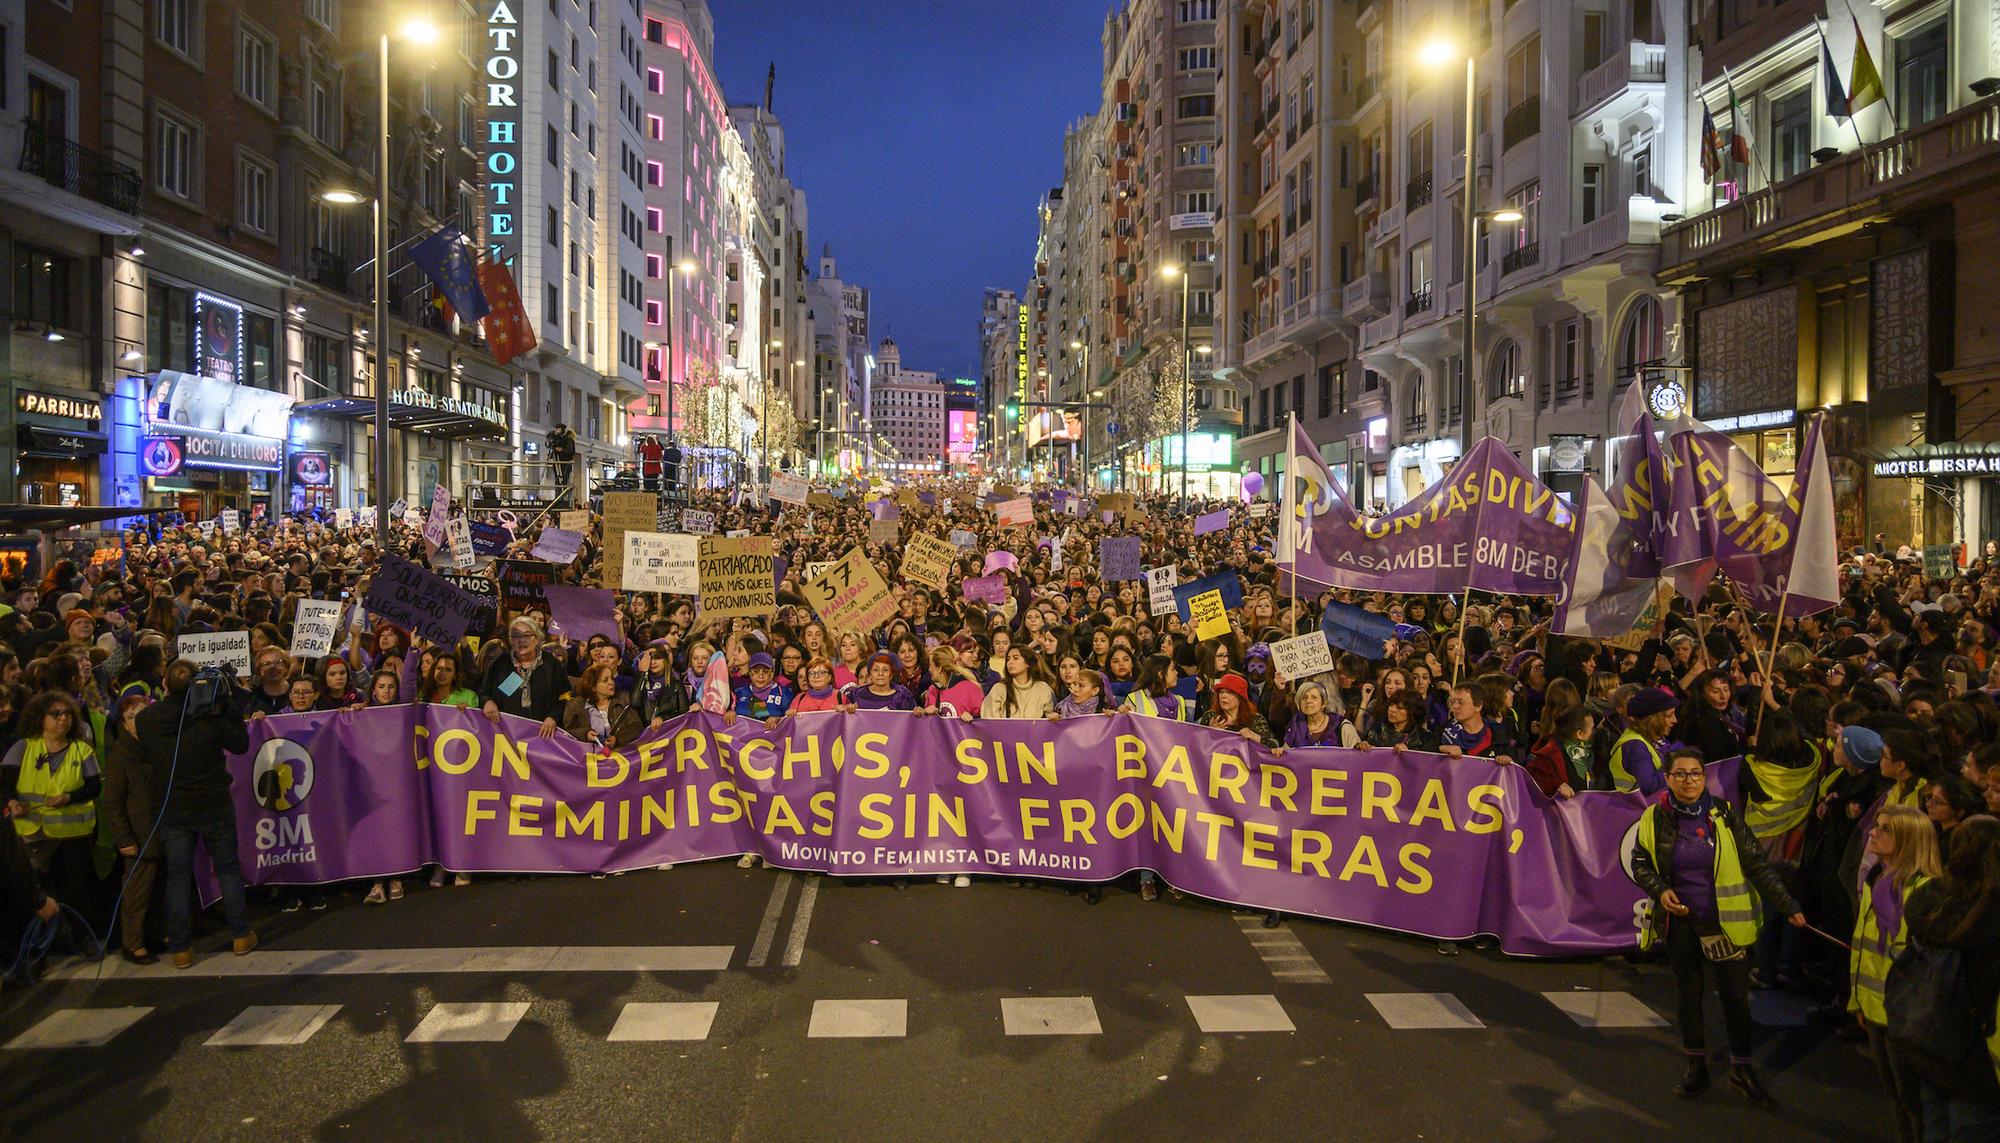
[
  {"x1": 478, "y1": 617, "x2": 567, "y2": 740},
  {"x1": 1631, "y1": 748, "x2": 1806, "y2": 1104}
]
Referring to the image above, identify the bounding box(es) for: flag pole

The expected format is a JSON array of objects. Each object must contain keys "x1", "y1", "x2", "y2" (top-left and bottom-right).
[
  {"x1": 1721, "y1": 64, "x2": 1775, "y2": 192},
  {"x1": 1813, "y1": 18, "x2": 1870, "y2": 153},
  {"x1": 1286, "y1": 411, "x2": 1297, "y2": 632},
  {"x1": 1454, "y1": 589, "x2": 1475, "y2": 685},
  {"x1": 1754, "y1": 587, "x2": 1789, "y2": 742}
]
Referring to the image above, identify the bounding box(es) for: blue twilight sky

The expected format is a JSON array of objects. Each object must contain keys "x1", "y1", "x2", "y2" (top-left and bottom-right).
[{"x1": 711, "y1": 1, "x2": 1109, "y2": 380}]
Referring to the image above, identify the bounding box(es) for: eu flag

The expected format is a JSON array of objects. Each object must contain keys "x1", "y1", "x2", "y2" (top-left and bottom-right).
[{"x1": 408, "y1": 225, "x2": 491, "y2": 322}]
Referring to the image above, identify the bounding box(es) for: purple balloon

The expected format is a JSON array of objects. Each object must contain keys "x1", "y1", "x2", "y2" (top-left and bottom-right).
[{"x1": 1240, "y1": 471, "x2": 1265, "y2": 500}]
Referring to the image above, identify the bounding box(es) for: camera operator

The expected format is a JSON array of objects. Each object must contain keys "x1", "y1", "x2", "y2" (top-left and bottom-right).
[
  {"x1": 139, "y1": 659, "x2": 257, "y2": 969},
  {"x1": 0, "y1": 810, "x2": 59, "y2": 959}
]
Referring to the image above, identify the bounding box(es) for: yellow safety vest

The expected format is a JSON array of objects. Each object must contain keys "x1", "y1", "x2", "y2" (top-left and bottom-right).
[
  {"x1": 1636, "y1": 802, "x2": 1762, "y2": 950},
  {"x1": 1849, "y1": 869, "x2": 1927, "y2": 1027},
  {"x1": 1610, "y1": 729, "x2": 1660, "y2": 794},
  {"x1": 1743, "y1": 751, "x2": 1822, "y2": 841},
  {"x1": 12, "y1": 737, "x2": 97, "y2": 841},
  {"x1": 1123, "y1": 690, "x2": 1188, "y2": 721}
]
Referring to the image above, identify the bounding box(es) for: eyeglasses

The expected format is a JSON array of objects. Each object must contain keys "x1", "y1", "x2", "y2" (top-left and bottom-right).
[
  {"x1": 1667, "y1": 771, "x2": 1706, "y2": 781},
  {"x1": 47, "y1": 710, "x2": 74, "y2": 720}
]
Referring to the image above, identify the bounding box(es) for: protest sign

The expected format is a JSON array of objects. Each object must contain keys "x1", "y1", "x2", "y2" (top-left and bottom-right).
[
  {"x1": 1146, "y1": 565, "x2": 1178, "y2": 613},
  {"x1": 423, "y1": 486, "x2": 453, "y2": 547},
  {"x1": 804, "y1": 546, "x2": 898, "y2": 635},
  {"x1": 726, "y1": 528, "x2": 751, "y2": 538},
  {"x1": 1924, "y1": 544, "x2": 1956, "y2": 581},
  {"x1": 544, "y1": 585, "x2": 624, "y2": 645},
  {"x1": 469, "y1": 521, "x2": 512, "y2": 559},
  {"x1": 808, "y1": 492, "x2": 836, "y2": 509},
  {"x1": 532, "y1": 527, "x2": 585, "y2": 564},
  {"x1": 1606, "y1": 583, "x2": 1673, "y2": 653},
  {"x1": 438, "y1": 572, "x2": 500, "y2": 635},
  {"x1": 622, "y1": 532, "x2": 698, "y2": 594},
  {"x1": 901, "y1": 533, "x2": 958, "y2": 592},
  {"x1": 334, "y1": 508, "x2": 354, "y2": 529},
  {"x1": 1247, "y1": 502, "x2": 1273, "y2": 518},
  {"x1": 682, "y1": 510, "x2": 717, "y2": 535},
  {"x1": 1269, "y1": 632, "x2": 1336, "y2": 681},
  {"x1": 289, "y1": 601, "x2": 344, "y2": 659},
  {"x1": 223, "y1": 707, "x2": 1723, "y2": 957},
  {"x1": 1050, "y1": 534, "x2": 1064, "y2": 574},
  {"x1": 983, "y1": 551, "x2": 1018, "y2": 575},
  {"x1": 1193, "y1": 508, "x2": 1230, "y2": 536},
  {"x1": 993, "y1": 497, "x2": 1034, "y2": 527},
  {"x1": 696, "y1": 536, "x2": 775, "y2": 619},
  {"x1": 806, "y1": 561, "x2": 834, "y2": 580},
  {"x1": 390, "y1": 498, "x2": 409, "y2": 521},
  {"x1": 963, "y1": 575, "x2": 1009, "y2": 605},
  {"x1": 600, "y1": 491, "x2": 661, "y2": 589},
  {"x1": 496, "y1": 559, "x2": 560, "y2": 613},
  {"x1": 220, "y1": 508, "x2": 240, "y2": 535},
  {"x1": 177, "y1": 630, "x2": 252, "y2": 676},
  {"x1": 867, "y1": 517, "x2": 901, "y2": 546},
  {"x1": 1188, "y1": 589, "x2": 1231, "y2": 640},
  {"x1": 1098, "y1": 536, "x2": 1143, "y2": 582},
  {"x1": 950, "y1": 528, "x2": 979, "y2": 550},
  {"x1": 1172, "y1": 572, "x2": 1246, "y2": 621},
  {"x1": 655, "y1": 508, "x2": 680, "y2": 533},
  {"x1": 197, "y1": 520, "x2": 215, "y2": 539},
  {"x1": 363, "y1": 553, "x2": 485, "y2": 644},
  {"x1": 447, "y1": 517, "x2": 476, "y2": 569},
  {"x1": 771, "y1": 472, "x2": 809, "y2": 505},
  {"x1": 558, "y1": 509, "x2": 591, "y2": 532}
]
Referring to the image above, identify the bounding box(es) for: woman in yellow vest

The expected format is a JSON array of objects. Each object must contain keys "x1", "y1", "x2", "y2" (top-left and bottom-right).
[
  {"x1": 1849, "y1": 804, "x2": 1941, "y2": 1143},
  {"x1": 1631, "y1": 749, "x2": 1806, "y2": 1104},
  {"x1": 1610, "y1": 688, "x2": 1678, "y2": 795},
  {"x1": 1, "y1": 690, "x2": 102, "y2": 915},
  {"x1": 1121, "y1": 654, "x2": 1190, "y2": 722}
]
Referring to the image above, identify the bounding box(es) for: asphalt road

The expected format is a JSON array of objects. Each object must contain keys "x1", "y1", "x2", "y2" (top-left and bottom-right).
[{"x1": 0, "y1": 864, "x2": 1888, "y2": 1142}]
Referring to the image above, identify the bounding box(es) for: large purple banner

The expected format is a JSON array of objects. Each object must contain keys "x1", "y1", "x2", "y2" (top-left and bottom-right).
[{"x1": 229, "y1": 706, "x2": 1714, "y2": 956}]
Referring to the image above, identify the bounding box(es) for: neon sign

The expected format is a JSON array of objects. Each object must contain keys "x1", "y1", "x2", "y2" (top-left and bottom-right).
[
  {"x1": 483, "y1": 2, "x2": 521, "y2": 263},
  {"x1": 1015, "y1": 306, "x2": 1028, "y2": 398}
]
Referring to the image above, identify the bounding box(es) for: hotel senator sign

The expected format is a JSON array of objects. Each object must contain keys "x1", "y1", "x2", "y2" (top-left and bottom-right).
[{"x1": 482, "y1": 2, "x2": 523, "y2": 264}]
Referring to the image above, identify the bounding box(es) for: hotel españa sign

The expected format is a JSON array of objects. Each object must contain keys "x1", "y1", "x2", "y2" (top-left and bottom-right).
[
  {"x1": 483, "y1": 2, "x2": 522, "y2": 264},
  {"x1": 1016, "y1": 305, "x2": 1029, "y2": 399}
]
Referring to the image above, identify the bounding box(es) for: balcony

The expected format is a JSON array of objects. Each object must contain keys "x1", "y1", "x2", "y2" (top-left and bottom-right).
[
  {"x1": 1404, "y1": 284, "x2": 1434, "y2": 317},
  {"x1": 1560, "y1": 195, "x2": 1665, "y2": 267},
  {"x1": 1342, "y1": 271, "x2": 1389, "y2": 319},
  {"x1": 1406, "y1": 169, "x2": 1434, "y2": 210},
  {"x1": 1354, "y1": 173, "x2": 1377, "y2": 208},
  {"x1": 1574, "y1": 41, "x2": 1668, "y2": 117},
  {"x1": 1501, "y1": 241, "x2": 1541, "y2": 276},
  {"x1": 1502, "y1": 96, "x2": 1541, "y2": 151},
  {"x1": 1354, "y1": 75, "x2": 1380, "y2": 114},
  {"x1": 18, "y1": 122, "x2": 140, "y2": 213},
  {"x1": 1279, "y1": 290, "x2": 1342, "y2": 347},
  {"x1": 1403, "y1": 411, "x2": 1428, "y2": 435},
  {"x1": 308, "y1": 247, "x2": 350, "y2": 293},
  {"x1": 1362, "y1": 313, "x2": 1398, "y2": 348}
]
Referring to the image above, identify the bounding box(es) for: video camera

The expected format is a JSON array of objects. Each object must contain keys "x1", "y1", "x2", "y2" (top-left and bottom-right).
[{"x1": 186, "y1": 662, "x2": 238, "y2": 718}]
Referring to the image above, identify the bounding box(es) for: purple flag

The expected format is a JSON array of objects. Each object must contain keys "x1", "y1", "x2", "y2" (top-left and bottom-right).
[
  {"x1": 543, "y1": 585, "x2": 623, "y2": 645},
  {"x1": 220, "y1": 706, "x2": 1744, "y2": 956},
  {"x1": 1193, "y1": 508, "x2": 1230, "y2": 535},
  {"x1": 1658, "y1": 423, "x2": 1839, "y2": 615},
  {"x1": 1290, "y1": 438, "x2": 1576, "y2": 596},
  {"x1": 1554, "y1": 415, "x2": 1668, "y2": 637}
]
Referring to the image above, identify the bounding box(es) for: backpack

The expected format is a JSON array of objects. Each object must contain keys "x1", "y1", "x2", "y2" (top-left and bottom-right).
[{"x1": 1885, "y1": 941, "x2": 1997, "y2": 1100}]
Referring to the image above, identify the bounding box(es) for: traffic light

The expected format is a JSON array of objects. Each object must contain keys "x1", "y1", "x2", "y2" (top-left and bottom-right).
[{"x1": 1005, "y1": 401, "x2": 1020, "y2": 423}]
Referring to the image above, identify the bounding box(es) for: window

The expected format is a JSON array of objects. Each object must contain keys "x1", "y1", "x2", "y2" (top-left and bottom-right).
[
  {"x1": 1631, "y1": 147, "x2": 1653, "y2": 199},
  {"x1": 237, "y1": 24, "x2": 274, "y2": 109},
  {"x1": 646, "y1": 68, "x2": 664, "y2": 95},
  {"x1": 547, "y1": 205, "x2": 559, "y2": 244},
  {"x1": 1487, "y1": 339, "x2": 1524, "y2": 400},
  {"x1": 1506, "y1": 181, "x2": 1540, "y2": 250},
  {"x1": 1175, "y1": 142, "x2": 1213, "y2": 167},
  {"x1": 1616, "y1": 296, "x2": 1664, "y2": 387},
  {"x1": 1177, "y1": 95, "x2": 1216, "y2": 119},
  {"x1": 1317, "y1": 365, "x2": 1334, "y2": 417},
  {"x1": 306, "y1": 0, "x2": 336, "y2": 30},
  {"x1": 14, "y1": 246, "x2": 74, "y2": 330},
  {"x1": 1177, "y1": 0, "x2": 1216, "y2": 21},
  {"x1": 238, "y1": 154, "x2": 273, "y2": 235},
  {"x1": 545, "y1": 284, "x2": 561, "y2": 331},
  {"x1": 1177, "y1": 190, "x2": 1215, "y2": 213},
  {"x1": 646, "y1": 160, "x2": 663, "y2": 186},
  {"x1": 1407, "y1": 240, "x2": 1434, "y2": 293},
  {"x1": 1770, "y1": 89, "x2": 1811, "y2": 180},
  {"x1": 1177, "y1": 47, "x2": 1214, "y2": 71},
  {"x1": 647, "y1": 113, "x2": 664, "y2": 140},
  {"x1": 1894, "y1": 20, "x2": 1949, "y2": 129},
  {"x1": 154, "y1": 111, "x2": 196, "y2": 200},
  {"x1": 157, "y1": 0, "x2": 196, "y2": 57},
  {"x1": 459, "y1": 97, "x2": 476, "y2": 147},
  {"x1": 547, "y1": 124, "x2": 559, "y2": 165},
  {"x1": 1581, "y1": 164, "x2": 1603, "y2": 223},
  {"x1": 310, "y1": 70, "x2": 338, "y2": 147},
  {"x1": 1506, "y1": 35, "x2": 1541, "y2": 107},
  {"x1": 1299, "y1": 160, "x2": 1314, "y2": 223}
]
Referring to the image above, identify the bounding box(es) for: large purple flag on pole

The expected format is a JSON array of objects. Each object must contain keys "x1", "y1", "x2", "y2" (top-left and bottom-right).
[
  {"x1": 1658, "y1": 417, "x2": 1840, "y2": 616},
  {"x1": 1554, "y1": 412, "x2": 1670, "y2": 637}
]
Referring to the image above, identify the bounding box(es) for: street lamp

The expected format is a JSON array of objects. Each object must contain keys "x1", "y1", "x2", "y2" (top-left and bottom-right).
[
  {"x1": 320, "y1": 11, "x2": 437, "y2": 547},
  {"x1": 1160, "y1": 263, "x2": 1192, "y2": 503},
  {"x1": 1421, "y1": 36, "x2": 1520, "y2": 449}
]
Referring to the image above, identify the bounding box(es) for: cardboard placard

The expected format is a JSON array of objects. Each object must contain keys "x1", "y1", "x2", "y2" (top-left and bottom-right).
[
  {"x1": 770, "y1": 472, "x2": 810, "y2": 505},
  {"x1": 867, "y1": 517, "x2": 901, "y2": 546},
  {"x1": 424, "y1": 486, "x2": 453, "y2": 546},
  {"x1": 289, "y1": 600, "x2": 344, "y2": 659},
  {"x1": 963, "y1": 574, "x2": 1009, "y2": 605},
  {"x1": 950, "y1": 528, "x2": 979, "y2": 550},
  {"x1": 1193, "y1": 508, "x2": 1230, "y2": 535},
  {"x1": 532, "y1": 527, "x2": 585, "y2": 565},
  {"x1": 901, "y1": 532, "x2": 958, "y2": 592},
  {"x1": 1269, "y1": 631, "x2": 1336, "y2": 681},
  {"x1": 1146, "y1": 565, "x2": 1178, "y2": 613},
  {"x1": 803, "y1": 545, "x2": 897, "y2": 635},
  {"x1": 220, "y1": 508, "x2": 241, "y2": 535},
  {"x1": 1098, "y1": 536, "x2": 1143, "y2": 582},
  {"x1": 496, "y1": 559, "x2": 561, "y2": 613},
  {"x1": 682, "y1": 510, "x2": 717, "y2": 535},
  {"x1": 600, "y1": 491, "x2": 660, "y2": 590},
  {"x1": 808, "y1": 492, "x2": 836, "y2": 509},
  {"x1": 447, "y1": 517, "x2": 476, "y2": 569},
  {"x1": 362, "y1": 553, "x2": 485, "y2": 645},
  {"x1": 1188, "y1": 589, "x2": 1231, "y2": 640},
  {"x1": 177, "y1": 630, "x2": 252, "y2": 676},
  {"x1": 558, "y1": 509, "x2": 592, "y2": 532},
  {"x1": 994, "y1": 497, "x2": 1034, "y2": 528},
  {"x1": 623, "y1": 532, "x2": 698, "y2": 594},
  {"x1": 696, "y1": 536, "x2": 776, "y2": 618}
]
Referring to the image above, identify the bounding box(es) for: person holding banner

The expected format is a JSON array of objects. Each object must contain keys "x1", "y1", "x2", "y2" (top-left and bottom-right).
[
  {"x1": 918, "y1": 647, "x2": 984, "y2": 722},
  {"x1": 479, "y1": 618, "x2": 567, "y2": 739},
  {"x1": 564, "y1": 665, "x2": 642, "y2": 750},
  {"x1": 1632, "y1": 750, "x2": 1806, "y2": 1104},
  {"x1": 981, "y1": 646, "x2": 1054, "y2": 720},
  {"x1": 633, "y1": 642, "x2": 692, "y2": 730},
  {"x1": 847, "y1": 652, "x2": 917, "y2": 712},
  {"x1": 1280, "y1": 681, "x2": 1357, "y2": 749},
  {"x1": 1122, "y1": 655, "x2": 1190, "y2": 721},
  {"x1": 1847, "y1": 804, "x2": 1940, "y2": 1141},
  {"x1": 1355, "y1": 692, "x2": 1437, "y2": 753},
  {"x1": 1203, "y1": 674, "x2": 1275, "y2": 747},
  {"x1": 791, "y1": 658, "x2": 845, "y2": 715}
]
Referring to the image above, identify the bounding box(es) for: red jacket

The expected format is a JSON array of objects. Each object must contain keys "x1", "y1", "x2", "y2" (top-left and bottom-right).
[{"x1": 1525, "y1": 735, "x2": 1571, "y2": 797}]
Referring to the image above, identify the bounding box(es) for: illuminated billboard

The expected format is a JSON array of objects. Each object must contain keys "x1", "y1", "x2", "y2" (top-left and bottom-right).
[
  {"x1": 1024, "y1": 410, "x2": 1082, "y2": 448},
  {"x1": 947, "y1": 410, "x2": 978, "y2": 455}
]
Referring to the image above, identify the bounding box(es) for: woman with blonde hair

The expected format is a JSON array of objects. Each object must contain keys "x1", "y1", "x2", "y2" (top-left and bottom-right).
[{"x1": 1849, "y1": 803, "x2": 1943, "y2": 1142}]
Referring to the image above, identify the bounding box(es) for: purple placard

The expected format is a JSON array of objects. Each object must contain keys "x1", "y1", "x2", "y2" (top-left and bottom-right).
[
  {"x1": 963, "y1": 574, "x2": 1009, "y2": 604},
  {"x1": 221, "y1": 707, "x2": 1742, "y2": 956},
  {"x1": 543, "y1": 584, "x2": 623, "y2": 645},
  {"x1": 982, "y1": 551, "x2": 1018, "y2": 575},
  {"x1": 1193, "y1": 508, "x2": 1230, "y2": 535},
  {"x1": 532, "y1": 527, "x2": 585, "y2": 564}
]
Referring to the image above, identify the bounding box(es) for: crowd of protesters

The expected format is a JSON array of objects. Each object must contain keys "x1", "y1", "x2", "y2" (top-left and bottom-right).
[{"x1": 2, "y1": 481, "x2": 1999, "y2": 1130}]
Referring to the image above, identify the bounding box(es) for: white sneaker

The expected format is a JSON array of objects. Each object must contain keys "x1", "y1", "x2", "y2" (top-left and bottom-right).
[
  {"x1": 655, "y1": 862, "x2": 674, "y2": 871},
  {"x1": 952, "y1": 875, "x2": 971, "y2": 888},
  {"x1": 737, "y1": 854, "x2": 759, "y2": 868},
  {"x1": 934, "y1": 874, "x2": 949, "y2": 884}
]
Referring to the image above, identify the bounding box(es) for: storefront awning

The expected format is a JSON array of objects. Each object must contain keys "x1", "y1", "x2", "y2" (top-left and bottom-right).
[
  {"x1": 293, "y1": 395, "x2": 507, "y2": 441},
  {"x1": 1865, "y1": 443, "x2": 2000, "y2": 478},
  {"x1": 0, "y1": 504, "x2": 171, "y2": 535},
  {"x1": 17, "y1": 425, "x2": 109, "y2": 459}
]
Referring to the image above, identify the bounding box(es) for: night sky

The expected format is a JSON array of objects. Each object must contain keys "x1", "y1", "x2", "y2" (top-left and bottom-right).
[{"x1": 711, "y1": 1, "x2": 1108, "y2": 380}]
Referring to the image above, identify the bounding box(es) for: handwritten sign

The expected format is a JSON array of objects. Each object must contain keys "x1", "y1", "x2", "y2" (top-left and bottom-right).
[
  {"x1": 1099, "y1": 536, "x2": 1143, "y2": 582},
  {"x1": 1188, "y1": 589, "x2": 1231, "y2": 641},
  {"x1": 290, "y1": 601, "x2": 344, "y2": 659},
  {"x1": 496, "y1": 559, "x2": 560, "y2": 613},
  {"x1": 623, "y1": 532, "x2": 698, "y2": 594},
  {"x1": 1193, "y1": 508, "x2": 1230, "y2": 535},
  {"x1": 544, "y1": 585, "x2": 623, "y2": 645},
  {"x1": 1269, "y1": 632, "x2": 1335, "y2": 681},
  {"x1": 806, "y1": 561, "x2": 834, "y2": 580},
  {"x1": 421, "y1": 486, "x2": 451, "y2": 546},
  {"x1": 963, "y1": 574, "x2": 1009, "y2": 605},
  {"x1": 770, "y1": 472, "x2": 809, "y2": 505},
  {"x1": 1247, "y1": 502, "x2": 1274, "y2": 518},
  {"x1": 334, "y1": 508, "x2": 353, "y2": 529},
  {"x1": 532, "y1": 527, "x2": 585, "y2": 564},
  {"x1": 682, "y1": 509, "x2": 716, "y2": 535},
  {"x1": 994, "y1": 497, "x2": 1034, "y2": 528},
  {"x1": 1146, "y1": 565, "x2": 1178, "y2": 613},
  {"x1": 363, "y1": 553, "x2": 485, "y2": 644},
  {"x1": 696, "y1": 536, "x2": 775, "y2": 619},
  {"x1": 600, "y1": 491, "x2": 660, "y2": 590},
  {"x1": 438, "y1": 572, "x2": 499, "y2": 635},
  {"x1": 447, "y1": 517, "x2": 476, "y2": 569},
  {"x1": 867, "y1": 517, "x2": 901, "y2": 546},
  {"x1": 803, "y1": 545, "x2": 897, "y2": 635},
  {"x1": 558, "y1": 509, "x2": 591, "y2": 532},
  {"x1": 950, "y1": 528, "x2": 979, "y2": 550},
  {"x1": 470, "y1": 521, "x2": 512, "y2": 558},
  {"x1": 901, "y1": 533, "x2": 958, "y2": 592},
  {"x1": 220, "y1": 508, "x2": 240, "y2": 536},
  {"x1": 177, "y1": 630, "x2": 252, "y2": 676}
]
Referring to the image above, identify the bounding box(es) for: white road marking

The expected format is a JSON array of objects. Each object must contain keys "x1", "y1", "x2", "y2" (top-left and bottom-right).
[
  {"x1": 405, "y1": 1002, "x2": 534, "y2": 1043},
  {"x1": 807, "y1": 999, "x2": 908, "y2": 1038},
  {"x1": 1185, "y1": 994, "x2": 1296, "y2": 1034},
  {"x1": 607, "y1": 1002, "x2": 721, "y2": 1042},
  {"x1": 50, "y1": 945, "x2": 733, "y2": 980},
  {"x1": 780, "y1": 876, "x2": 819, "y2": 968},
  {"x1": 745, "y1": 872, "x2": 796, "y2": 968},
  {"x1": 1365, "y1": 993, "x2": 1485, "y2": 1030},
  {"x1": 1001, "y1": 996, "x2": 1102, "y2": 1036},
  {"x1": 1542, "y1": 991, "x2": 1667, "y2": 1029},
  {"x1": 4, "y1": 1007, "x2": 152, "y2": 1050},
  {"x1": 1232, "y1": 914, "x2": 1331, "y2": 983},
  {"x1": 205, "y1": 1004, "x2": 343, "y2": 1047}
]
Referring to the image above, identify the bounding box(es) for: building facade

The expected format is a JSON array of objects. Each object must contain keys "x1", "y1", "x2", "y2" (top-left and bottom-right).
[{"x1": 871, "y1": 337, "x2": 944, "y2": 474}]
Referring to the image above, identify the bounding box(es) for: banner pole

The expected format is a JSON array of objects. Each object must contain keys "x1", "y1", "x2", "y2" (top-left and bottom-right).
[
  {"x1": 1286, "y1": 412, "x2": 1298, "y2": 634},
  {"x1": 1454, "y1": 589, "x2": 1475, "y2": 685},
  {"x1": 1753, "y1": 586, "x2": 1789, "y2": 742}
]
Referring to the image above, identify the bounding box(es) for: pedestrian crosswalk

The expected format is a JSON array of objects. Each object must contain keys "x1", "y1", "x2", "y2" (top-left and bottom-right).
[{"x1": 4, "y1": 989, "x2": 1673, "y2": 1050}]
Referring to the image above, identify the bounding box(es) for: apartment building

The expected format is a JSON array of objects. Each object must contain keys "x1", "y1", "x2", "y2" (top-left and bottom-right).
[
  {"x1": 977, "y1": 287, "x2": 1018, "y2": 470},
  {"x1": 729, "y1": 99, "x2": 811, "y2": 478},
  {"x1": 1659, "y1": 0, "x2": 2000, "y2": 550},
  {"x1": 871, "y1": 337, "x2": 945, "y2": 473}
]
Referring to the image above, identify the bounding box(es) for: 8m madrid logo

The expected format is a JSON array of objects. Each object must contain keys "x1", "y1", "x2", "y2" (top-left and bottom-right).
[{"x1": 251, "y1": 737, "x2": 318, "y2": 864}]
